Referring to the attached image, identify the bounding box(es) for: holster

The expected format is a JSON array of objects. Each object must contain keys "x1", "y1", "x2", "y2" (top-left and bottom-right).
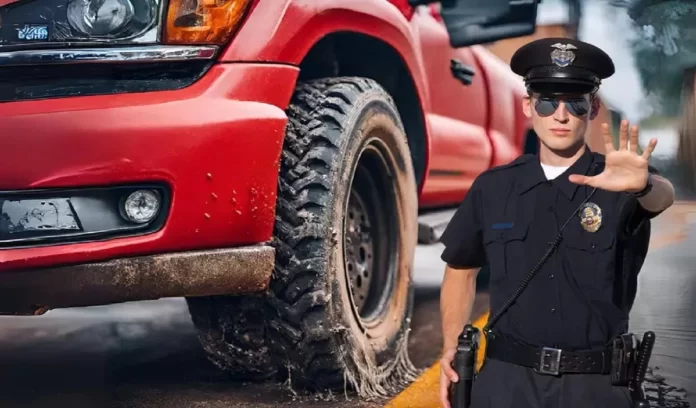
[
  {"x1": 611, "y1": 333, "x2": 637, "y2": 386},
  {"x1": 611, "y1": 331, "x2": 656, "y2": 406},
  {"x1": 449, "y1": 324, "x2": 479, "y2": 408}
]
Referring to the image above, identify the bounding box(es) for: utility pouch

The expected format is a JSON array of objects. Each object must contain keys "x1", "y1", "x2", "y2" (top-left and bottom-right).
[{"x1": 611, "y1": 333, "x2": 637, "y2": 386}]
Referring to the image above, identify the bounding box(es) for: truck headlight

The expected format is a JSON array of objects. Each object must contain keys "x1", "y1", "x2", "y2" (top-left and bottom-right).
[
  {"x1": 66, "y1": 0, "x2": 155, "y2": 39},
  {"x1": 0, "y1": 0, "x2": 252, "y2": 46}
]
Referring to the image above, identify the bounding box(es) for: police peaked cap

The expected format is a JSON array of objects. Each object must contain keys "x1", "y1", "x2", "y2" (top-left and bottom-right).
[{"x1": 510, "y1": 37, "x2": 615, "y2": 95}]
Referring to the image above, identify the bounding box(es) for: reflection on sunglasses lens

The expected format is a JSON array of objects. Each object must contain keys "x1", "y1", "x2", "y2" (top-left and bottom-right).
[
  {"x1": 535, "y1": 98, "x2": 589, "y2": 117},
  {"x1": 568, "y1": 100, "x2": 589, "y2": 116},
  {"x1": 536, "y1": 99, "x2": 558, "y2": 116}
]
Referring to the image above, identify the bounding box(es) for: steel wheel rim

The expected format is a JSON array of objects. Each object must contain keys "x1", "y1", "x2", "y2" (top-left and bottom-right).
[{"x1": 343, "y1": 139, "x2": 398, "y2": 325}]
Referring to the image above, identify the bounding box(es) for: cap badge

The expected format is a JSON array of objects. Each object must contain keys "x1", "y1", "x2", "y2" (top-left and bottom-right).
[
  {"x1": 550, "y1": 43, "x2": 578, "y2": 67},
  {"x1": 578, "y1": 202, "x2": 602, "y2": 233}
]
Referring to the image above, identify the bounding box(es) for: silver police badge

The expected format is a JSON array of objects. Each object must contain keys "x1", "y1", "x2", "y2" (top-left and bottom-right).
[
  {"x1": 550, "y1": 43, "x2": 577, "y2": 67},
  {"x1": 578, "y1": 202, "x2": 602, "y2": 233}
]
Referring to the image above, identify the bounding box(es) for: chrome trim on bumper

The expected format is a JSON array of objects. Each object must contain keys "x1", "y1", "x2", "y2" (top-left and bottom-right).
[{"x1": 0, "y1": 45, "x2": 218, "y2": 67}]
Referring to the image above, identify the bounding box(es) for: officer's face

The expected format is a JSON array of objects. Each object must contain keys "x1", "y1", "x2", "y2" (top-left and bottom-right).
[{"x1": 523, "y1": 93, "x2": 600, "y2": 153}]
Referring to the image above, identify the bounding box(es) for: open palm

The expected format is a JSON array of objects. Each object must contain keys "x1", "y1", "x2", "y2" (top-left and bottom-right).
[{"x1": 568, "y1": 120, "x2": 657, "y2": 193}]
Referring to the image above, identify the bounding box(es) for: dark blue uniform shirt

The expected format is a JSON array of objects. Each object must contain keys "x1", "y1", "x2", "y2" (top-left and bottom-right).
[{"x1": 440, "y1": 147, "x2": 661, "y2": 351}]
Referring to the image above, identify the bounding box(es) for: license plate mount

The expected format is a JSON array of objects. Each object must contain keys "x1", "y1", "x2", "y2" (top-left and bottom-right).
[{"x1": 1, "y1": 198, "x2": 82, "y2": 234}]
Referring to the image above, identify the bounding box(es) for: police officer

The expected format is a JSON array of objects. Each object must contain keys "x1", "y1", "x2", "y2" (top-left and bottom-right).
[{"x1": 438, "y1": 37, "x2": 676, "y2": 408}]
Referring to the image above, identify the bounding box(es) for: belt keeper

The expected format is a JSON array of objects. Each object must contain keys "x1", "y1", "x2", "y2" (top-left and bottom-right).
[{"x1": 601, "y1": 350, "x2": 606, "y2": 374}]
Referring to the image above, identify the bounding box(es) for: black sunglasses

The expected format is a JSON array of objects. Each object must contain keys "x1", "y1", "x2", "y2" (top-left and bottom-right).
[{"x1": 533, "y1": 96, "x2": 590, "y2": 118}]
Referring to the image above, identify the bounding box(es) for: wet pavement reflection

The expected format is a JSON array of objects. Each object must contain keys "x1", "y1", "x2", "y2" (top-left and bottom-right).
[{"x1": 630, "y1": 204, "x2": 696, "y2": 407}]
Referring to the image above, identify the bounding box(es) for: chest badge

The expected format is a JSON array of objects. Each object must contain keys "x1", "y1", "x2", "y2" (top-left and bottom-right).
[{"x1": 579, "y1": 202, "x2": 602, "y2": 232}]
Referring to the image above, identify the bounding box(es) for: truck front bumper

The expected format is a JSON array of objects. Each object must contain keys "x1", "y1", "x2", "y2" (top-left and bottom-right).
[{"x1": 0, "y1": 62, "x2": 299, "y2": 313}]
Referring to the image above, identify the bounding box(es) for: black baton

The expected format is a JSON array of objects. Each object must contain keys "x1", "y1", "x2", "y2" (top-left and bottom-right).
[
  {"x1": 631, "y1": 331, "x2": 656, "y2": 408},
  {"x1": 450, "y1": 324, "x2": 479, "y2": 408}
]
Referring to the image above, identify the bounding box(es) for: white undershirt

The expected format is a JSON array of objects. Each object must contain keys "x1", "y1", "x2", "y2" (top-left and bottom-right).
[{"x1": 540, "y1": 163, "x2": 569, "y2": 180}]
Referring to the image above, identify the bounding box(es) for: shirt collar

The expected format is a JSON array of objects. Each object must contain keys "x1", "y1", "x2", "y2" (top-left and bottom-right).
[{"x1": 516, "y1": 145, "x2": 601, "y2": 200}]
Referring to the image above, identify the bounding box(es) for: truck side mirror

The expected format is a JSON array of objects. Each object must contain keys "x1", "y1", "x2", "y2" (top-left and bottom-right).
[{"x1": 414, "y1": 0, "x2": 539, "y2": 48}]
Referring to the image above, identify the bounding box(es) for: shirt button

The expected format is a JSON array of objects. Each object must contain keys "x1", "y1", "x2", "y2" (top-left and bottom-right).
[
  {"x1": 550, "y1": 308, "x2": 556, "y2": 313},
  {"x1": 591, "y1": 243, "x2": 597, "y2": 249},
  {"x1": 549, "y1": 274, "x2": 555, "y2": 279}
]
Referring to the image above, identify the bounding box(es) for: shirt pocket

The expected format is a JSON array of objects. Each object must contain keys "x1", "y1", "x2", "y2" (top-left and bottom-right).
[
  {"x1": 563, "y1": 229, "x2": 615, "y2": 288},
  {"x1": 482, "y1": 222, "x2": 530, "y2": 283}
]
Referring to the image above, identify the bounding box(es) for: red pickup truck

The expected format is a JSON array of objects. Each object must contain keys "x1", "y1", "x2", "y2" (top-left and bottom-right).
[{"x1": 0, "y1": 0, "x2": 536, "y2": 393}]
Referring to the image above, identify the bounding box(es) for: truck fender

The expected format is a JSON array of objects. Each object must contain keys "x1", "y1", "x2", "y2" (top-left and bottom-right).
[
  {"x1": 470, "y1": 45, "x2": 531, "y2": 166},
  {"x1": 220, "y1": 0, "x2": 433, "y2": 189}
]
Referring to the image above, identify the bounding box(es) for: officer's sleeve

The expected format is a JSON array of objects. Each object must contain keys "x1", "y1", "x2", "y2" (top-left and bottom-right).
[
  {"x1": 440, "y1": 175, "x2": 486, "y2": 268},
  {"x1": 623, "y1": 165, "x2": 665, "y2": 236}
]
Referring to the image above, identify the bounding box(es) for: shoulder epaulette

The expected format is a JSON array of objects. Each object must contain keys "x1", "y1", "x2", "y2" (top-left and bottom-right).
[{"x1": 484, "y1": 154, "x2": 535, "y2": 175}]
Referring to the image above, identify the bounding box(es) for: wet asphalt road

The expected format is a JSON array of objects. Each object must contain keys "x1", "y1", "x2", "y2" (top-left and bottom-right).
[
  {"x1": 0, "y1": 243, "x2": 484, "y2": 408},
  {"x1": 630, "y1": 203, "x2": 696, "y2": 407},
  {"x1": 0, "y1": 205, "x2": 693, "y2": 408},
  {"x1": 0, "y1": 293, "x2": 490, "y2": 408}
]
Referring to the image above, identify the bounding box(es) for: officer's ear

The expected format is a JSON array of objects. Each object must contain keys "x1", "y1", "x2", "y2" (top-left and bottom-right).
[
  {"x1": 523, "y1": 94, "x2": 533, "y2": 119},
  {"x1": 589, "y1": 94, "x2": 601, "y2": 120}
]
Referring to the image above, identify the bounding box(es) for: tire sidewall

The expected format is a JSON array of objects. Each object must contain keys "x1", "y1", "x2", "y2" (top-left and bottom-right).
[{"x1": 324, "y1": 87, "x2": 418, "y2": 365}]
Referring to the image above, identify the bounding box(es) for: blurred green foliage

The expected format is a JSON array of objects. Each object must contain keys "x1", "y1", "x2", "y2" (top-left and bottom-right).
[{"x1": 607, "y1": 0, "x2": 696, "y2": 116}]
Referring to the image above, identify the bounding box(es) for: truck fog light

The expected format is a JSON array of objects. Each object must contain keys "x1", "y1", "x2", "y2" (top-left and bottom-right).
[{"x1": 123, "y1": 190, "x2": 161, "y2": 224}]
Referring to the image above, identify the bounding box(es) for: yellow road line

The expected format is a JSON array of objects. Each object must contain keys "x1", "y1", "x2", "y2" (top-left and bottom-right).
[{"x1": 385, "y1": 311, "x2": 490, "y2": 408}]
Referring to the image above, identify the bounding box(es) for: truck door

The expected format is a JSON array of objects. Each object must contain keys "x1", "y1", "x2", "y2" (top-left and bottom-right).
[{"x1": 414, "y1": 5, "x2": 492, "y2": 207}]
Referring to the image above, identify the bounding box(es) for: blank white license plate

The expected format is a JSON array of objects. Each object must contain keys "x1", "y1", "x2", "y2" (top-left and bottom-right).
[{"x1": 1, "y1": 198, "x2": 80, "y2": 234}]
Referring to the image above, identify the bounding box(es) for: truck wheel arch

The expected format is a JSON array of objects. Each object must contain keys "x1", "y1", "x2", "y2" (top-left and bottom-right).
[
  {"x1": 292, "y1": 32, "x2": 429, "y2": 189},
  {"x1": 220, "y1": 0, "x2": 431, "y2": 189}
]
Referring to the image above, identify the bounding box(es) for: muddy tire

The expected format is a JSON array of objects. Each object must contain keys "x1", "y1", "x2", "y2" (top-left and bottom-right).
[
  {"x1": 186, "y1": 294, "x2": 278, "y2": 381},
  {"x1": 187, "y1": 77, "x2": 419, "y2": 394},
  {"x1": 267, "y1": 77, "x2": 418, "y2": 392}
]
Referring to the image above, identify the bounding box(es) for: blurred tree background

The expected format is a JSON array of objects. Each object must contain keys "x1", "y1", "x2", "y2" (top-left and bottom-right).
[
  {"x1": 598, "y1": 0, "x2": 696, "y2": 193},
  {"x1": 605, "y1": 0, "x2": 696, "y2": 117}
]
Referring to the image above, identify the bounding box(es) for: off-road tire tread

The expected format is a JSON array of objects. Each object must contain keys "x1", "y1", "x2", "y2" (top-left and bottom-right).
[
  {"x1": 268, "y1": 77, "x2": 396, "y2": 389},
  {"x1": 186, "y1": 294, "x2": 278, "y2": 381}
]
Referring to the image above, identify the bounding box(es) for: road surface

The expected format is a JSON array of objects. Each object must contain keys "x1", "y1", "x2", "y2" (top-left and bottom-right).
[
  {"x1": 630, "y1": 203, "x2": 696, "y2": 408},
  {"x1": 0, "y1": 204, "x2": 693, "y2": 407}
]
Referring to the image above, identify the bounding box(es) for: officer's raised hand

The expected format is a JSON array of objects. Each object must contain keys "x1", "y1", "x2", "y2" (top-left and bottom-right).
[{"x1": 568, "y1": 120, "x2": 657, "y2": 193}]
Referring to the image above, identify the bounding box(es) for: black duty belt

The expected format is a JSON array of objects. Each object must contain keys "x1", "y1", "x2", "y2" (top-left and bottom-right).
[{"x1": 486, "y1": 334, "x2": 612, "y2": 376}]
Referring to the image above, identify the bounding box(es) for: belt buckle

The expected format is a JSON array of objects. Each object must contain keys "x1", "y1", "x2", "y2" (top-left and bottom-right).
[{"x1": 536, "y1": 347, "x2": 562, "y2": 376}]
